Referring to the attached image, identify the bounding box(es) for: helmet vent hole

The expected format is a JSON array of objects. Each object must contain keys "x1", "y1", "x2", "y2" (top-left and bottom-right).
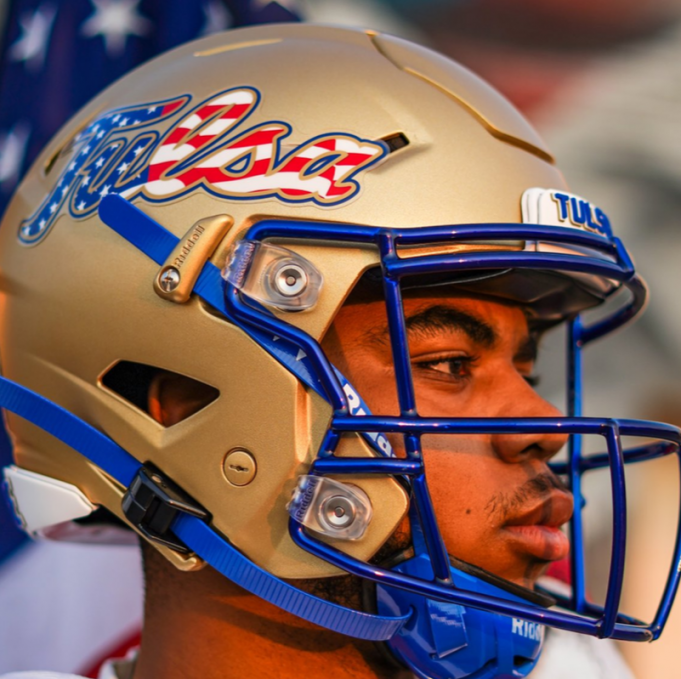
[
  {"x1": 44, "y1": 148, "x2": 62, "y2": 177},
  {"x1": 380, "y1": 132, "x2": 409, "y2": 153},
  {"x1": 43, "y1": 117, "x2": 93, "y2": 176},
  {"x1": 100, "y1": 360, "x2": 219, "y2": 426}
]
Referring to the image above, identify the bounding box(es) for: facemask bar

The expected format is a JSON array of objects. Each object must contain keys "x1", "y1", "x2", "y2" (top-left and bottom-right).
[
  {"x1": 294, "y1": 418, "x2": 681, "y2": 641},
  {"x1": 222, "y1": 217, "x2": 681, "y2": 643},
  {"x1": 567, "y1": 316, "x2": 588, "y2": 620},
  {"x1": 557, "y1": 313, "x2": 681, "y2": 639}
]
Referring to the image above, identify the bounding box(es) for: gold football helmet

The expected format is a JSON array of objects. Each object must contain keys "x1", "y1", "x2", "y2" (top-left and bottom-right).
[{"x1": 0, "y1": 24, "x2": 678, "y2": 679}]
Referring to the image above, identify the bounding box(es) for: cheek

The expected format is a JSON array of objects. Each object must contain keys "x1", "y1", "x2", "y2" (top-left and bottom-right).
[
  {"x1": 414, "y1": 369, "x2": 515, "y2": 419},
  {"x1": 423, "y1": 440, "x2": 506, "y2": 552},
  {"x1": 344, "y1": 359, "x2": 400, "y2": 416}
]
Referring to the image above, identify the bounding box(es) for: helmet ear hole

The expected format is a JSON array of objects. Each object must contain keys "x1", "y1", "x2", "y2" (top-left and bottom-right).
[
  {"x1": 148, "y1": 371, "x2": 219, "y2": 427},
  {"x1": 100, "y1": 360, "x2": 219, "y2": 426}
]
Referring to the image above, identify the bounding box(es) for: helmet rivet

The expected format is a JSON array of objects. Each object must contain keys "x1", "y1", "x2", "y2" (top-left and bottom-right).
[
  {"x1": 158, "y1": 267, "x2": 181, "y2": 292},
  {"x1": 320, "y1": 495, "x2": 356, "y2": 528},
  {"x1": 223, "y1": 449, "x2": 257, "y2": 486},
  {"x1": 274, "y1": 263, "x2": 308, "y2": 297}
]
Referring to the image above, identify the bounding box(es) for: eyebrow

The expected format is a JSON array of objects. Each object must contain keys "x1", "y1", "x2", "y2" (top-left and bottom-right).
[
  {"x1": 403, "y1": 304, "x2": 540, "y2": 364},
  {"x1": 403, "y1": 305, "x2": 497, "y2": 348}
]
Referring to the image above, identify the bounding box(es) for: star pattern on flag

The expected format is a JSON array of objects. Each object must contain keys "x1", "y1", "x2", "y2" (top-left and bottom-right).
[
  {"x1": 201, "y1": 0, "x2": 233, "y2": 36},
  {"x1": 18, "y1": 98, "x2": 186, "y2": 243},
  {"x1": 0, "y1": 122, "x2": 31, "y2": 191},
  {"x1": 80, "y1": 0, "x2": 153, "y2": 57},
  {"x1": 9, "y1": 3, "x2": 57, "y2": 72},
  {"x1": 0, "y1": 0, "x2": 302, "y2": 225}
]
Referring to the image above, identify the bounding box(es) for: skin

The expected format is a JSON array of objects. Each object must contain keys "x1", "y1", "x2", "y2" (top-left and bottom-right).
[
  {"x1": 134, "y1": 291, "x2": 572, "y2": 679},
  {"x1": 324, "y1": 291, "x2": 572, "y2": 587}
]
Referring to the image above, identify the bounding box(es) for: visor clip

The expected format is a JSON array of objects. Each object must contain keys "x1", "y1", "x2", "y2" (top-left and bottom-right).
[{"x1": 122, "y1": 464, "x2": 210, "y2": 554}]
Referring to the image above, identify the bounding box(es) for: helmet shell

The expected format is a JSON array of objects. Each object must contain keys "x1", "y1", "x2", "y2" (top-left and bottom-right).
[{"x1": 0, "y1": 24, "x2": 566, "y2": 576}]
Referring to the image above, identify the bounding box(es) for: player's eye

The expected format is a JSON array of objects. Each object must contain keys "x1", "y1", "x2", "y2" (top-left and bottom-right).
[{"x1": 413, "y1": 354, "x2": 476, "y2": 381}]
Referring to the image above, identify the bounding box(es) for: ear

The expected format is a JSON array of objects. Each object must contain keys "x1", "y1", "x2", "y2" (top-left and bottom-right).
[{"x1": 148, "y1": 371, "x2": 218, "y2": 426}]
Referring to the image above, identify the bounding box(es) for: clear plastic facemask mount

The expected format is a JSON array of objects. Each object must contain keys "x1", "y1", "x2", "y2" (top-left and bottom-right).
[{"x1": 222, "y1": 240, "x2": 323, "y2": 311}]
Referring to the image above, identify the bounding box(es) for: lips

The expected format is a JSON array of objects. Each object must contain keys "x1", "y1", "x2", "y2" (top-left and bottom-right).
[{"x1": 502, "y1": 491, "x2": 573, "y2": 561}]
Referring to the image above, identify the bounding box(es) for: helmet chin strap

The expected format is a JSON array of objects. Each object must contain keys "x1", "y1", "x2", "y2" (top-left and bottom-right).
[{"x1": 0, "y1": 373, "x2": 410, "y2": 640}]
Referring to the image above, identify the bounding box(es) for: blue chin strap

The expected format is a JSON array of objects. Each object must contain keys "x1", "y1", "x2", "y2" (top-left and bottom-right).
[
  {"x1": 376, "y1": 519, "x2": 545, "y2": 679},
  {"x1": 3, "y1": 193, "x2": 681, "y2": 679},
  {"x1": 378, "y1": 559, "x2": 543, "y2": 679},
  {"x1": 379, "y1": 560, "x2": 543, "y2": 679}
]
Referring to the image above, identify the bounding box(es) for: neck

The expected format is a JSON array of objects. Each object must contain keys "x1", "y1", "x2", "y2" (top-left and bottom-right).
[{"x1": 133, "y1": 549, "x2": 411, "y2": 679}]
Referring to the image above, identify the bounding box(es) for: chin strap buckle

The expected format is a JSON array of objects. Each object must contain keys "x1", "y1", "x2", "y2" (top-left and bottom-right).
[{"x1": 122, "y1": 464, "x2": 210, "y2": 553}]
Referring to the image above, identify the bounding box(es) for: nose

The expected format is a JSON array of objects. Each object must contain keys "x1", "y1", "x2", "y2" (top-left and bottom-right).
[{"x1": 491, "y1": 373, "x2": 568, "y2": 464}]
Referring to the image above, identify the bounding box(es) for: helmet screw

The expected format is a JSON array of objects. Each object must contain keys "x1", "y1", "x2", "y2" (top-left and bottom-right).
[
  {"x1": 223, "y1": 449, "x2": 257, "y2": 486},
  {"x1": 320, "y1": 495, "x2": 356, "y2": 528},
  {"x1": 158, "y1": 267, "x2": 181, "y2": 292},
  {"x1": 273, "y1": 263, "x2": 308, "y2": 297}
]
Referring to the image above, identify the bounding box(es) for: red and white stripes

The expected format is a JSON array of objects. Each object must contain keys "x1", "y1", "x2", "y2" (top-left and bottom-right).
[{"x1": 139, "y1": 87, "x2": 385, "y2": 204}]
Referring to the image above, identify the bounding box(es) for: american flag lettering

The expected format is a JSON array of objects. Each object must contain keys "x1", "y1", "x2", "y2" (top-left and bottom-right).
[
  {"x1": 19, "y1": 86, "x2": 387, "y2": 245},
  {"x1": 18, "y1": 95, "x2": 189, "y2": 244}
]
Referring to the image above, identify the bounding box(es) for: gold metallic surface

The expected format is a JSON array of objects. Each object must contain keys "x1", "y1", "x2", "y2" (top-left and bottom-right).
[
  {"x1": 223, "y1": 449, "x2": 257, "y2": 486},
  {"x1": 368, "y1": 31, "x2": 555, "y2": 163},
  {"x1": 153, "y1": 214, "x2": 233, "y2": 303},
  {"x1": 0, "y1": 24, "x2": 572, "y2": 578},
  {"x1": 193, "y1": 38, "x2": 282, "y2": 57},
  {"x1": 403, "y1": 67, "x2": 554, "y2": 164}
]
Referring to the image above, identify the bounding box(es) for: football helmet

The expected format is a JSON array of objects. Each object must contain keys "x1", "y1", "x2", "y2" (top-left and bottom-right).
[{"x1": 1, "y1": 24, "x2": 680, "y2": 679}]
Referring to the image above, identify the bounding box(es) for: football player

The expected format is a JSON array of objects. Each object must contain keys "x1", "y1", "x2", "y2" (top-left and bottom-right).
[{"x1": 1, "y1": 24, "x2": 679, "y2": 679}]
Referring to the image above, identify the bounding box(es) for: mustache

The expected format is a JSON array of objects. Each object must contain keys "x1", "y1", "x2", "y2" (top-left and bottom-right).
[{"x1": 485, "y1": 472, "x2": 571, "y2": 522}]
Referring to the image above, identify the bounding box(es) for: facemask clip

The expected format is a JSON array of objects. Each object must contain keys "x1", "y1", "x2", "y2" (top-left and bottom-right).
[
  {"x1": 222, "y1": 240, "x2": 323, "y2": 311},
  {"x1": 287, "y1": 475, "x2": 372, "y2": 540}
]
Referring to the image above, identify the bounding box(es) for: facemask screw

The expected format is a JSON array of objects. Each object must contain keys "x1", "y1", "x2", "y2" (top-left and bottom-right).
[
  {"x1": 158, "y1": 267, "x2": 181, "y2": 292},
  {"x1": 273, "y1": 263, "x2": 308, "y2": 297},
  {"x1": 320, "y1": 495, "x2": 356, "y2": 528}
]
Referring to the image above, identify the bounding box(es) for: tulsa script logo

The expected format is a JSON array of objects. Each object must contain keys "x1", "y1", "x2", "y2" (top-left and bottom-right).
[{"x1": 19, "y1": 87, "x2": 388, "y2": 245}]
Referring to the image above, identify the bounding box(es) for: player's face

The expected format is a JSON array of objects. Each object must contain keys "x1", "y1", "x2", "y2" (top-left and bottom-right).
[{"x1": 322, "y1": 292, "x2": 573, "y2": 589}]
